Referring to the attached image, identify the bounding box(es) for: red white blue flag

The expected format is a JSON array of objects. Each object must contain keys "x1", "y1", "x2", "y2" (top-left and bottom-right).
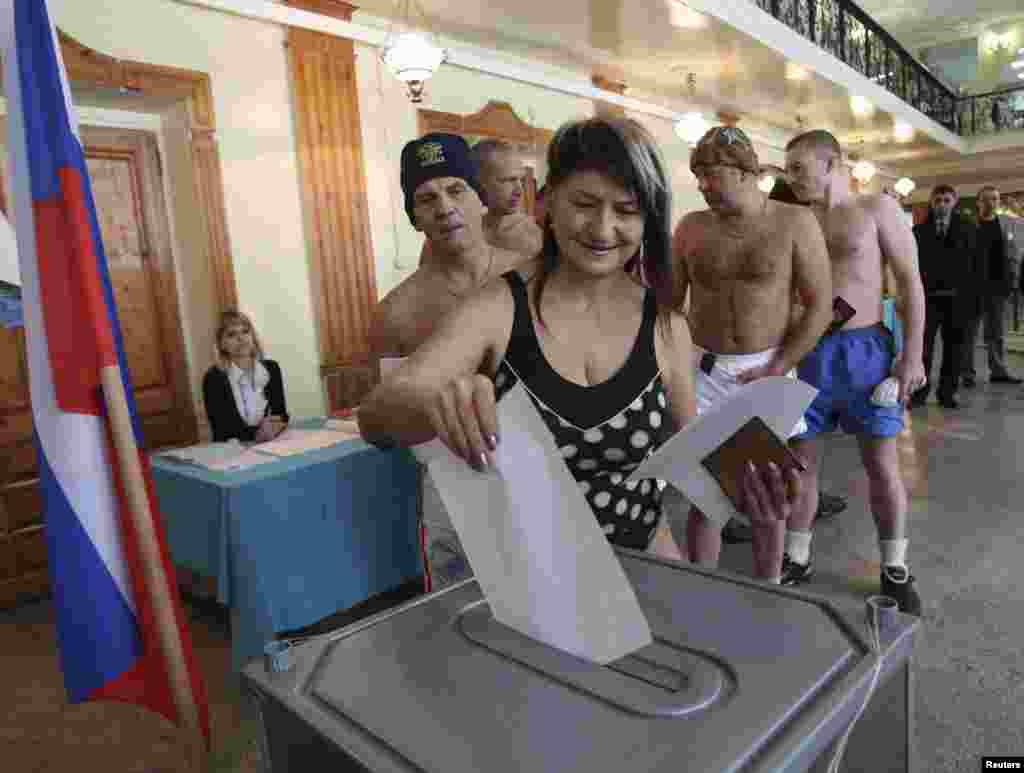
[{"x1": 2, "y1": 0, "x2": 209, "y2": 740}]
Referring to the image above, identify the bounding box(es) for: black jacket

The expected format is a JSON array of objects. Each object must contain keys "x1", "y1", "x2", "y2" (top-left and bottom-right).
[
  {"x1": 202, "y1": 359, "x2": 288, "y2": 442},
  {"x1": 913, "y1": 214, "x2": 977, "y2": 320}
]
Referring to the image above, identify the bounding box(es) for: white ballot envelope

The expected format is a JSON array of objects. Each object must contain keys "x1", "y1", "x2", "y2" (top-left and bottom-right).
[
  {"x1": 625, "y1": 377, "x2": 817, "y2": 525},
  {"x1": 426, "y1": 382, "x2": 653, "y2": 665}
]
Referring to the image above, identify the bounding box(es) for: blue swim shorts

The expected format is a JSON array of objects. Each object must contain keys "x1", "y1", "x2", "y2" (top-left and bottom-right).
[{"x1": 796, "y1": 323, "x2": 904, "y2": 438}]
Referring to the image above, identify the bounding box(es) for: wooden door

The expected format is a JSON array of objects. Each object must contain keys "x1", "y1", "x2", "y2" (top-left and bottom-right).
[{"x1": 0, "y1": 124, "x2": 196, "y2": 608}]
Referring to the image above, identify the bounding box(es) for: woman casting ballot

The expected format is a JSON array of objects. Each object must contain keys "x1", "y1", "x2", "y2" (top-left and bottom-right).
[
  {"x1": 203, "y1": 310, "x2": 289, "y2": 443},
  {"x1": 359, "y1": 117, "x2": 800, "y2": 559}
]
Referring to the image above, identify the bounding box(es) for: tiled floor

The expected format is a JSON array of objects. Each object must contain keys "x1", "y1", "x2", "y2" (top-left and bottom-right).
[{"x1": 2, "y1": 351, "x2": 1023, "y2": 772}]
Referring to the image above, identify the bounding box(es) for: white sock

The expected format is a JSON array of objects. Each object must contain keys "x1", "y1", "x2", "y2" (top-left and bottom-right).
[
  {"x1": 764, "y1": 575, "x2": 782, "y2": 585},
  {"x1": 785, "y1": 529, "x2": 813, "y2": 565},
  {"x1": 879, "y1": 538, "x2": 908, "y2": 569}
]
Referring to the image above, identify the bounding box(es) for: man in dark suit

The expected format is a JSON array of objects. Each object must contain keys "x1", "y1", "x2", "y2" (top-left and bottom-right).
[
  {"x1": 910, "y1": 185, "x2": 976, "y2": 409},
  {"x1": 961, "y1": 185, "x2": 1022, "y2": 387}
]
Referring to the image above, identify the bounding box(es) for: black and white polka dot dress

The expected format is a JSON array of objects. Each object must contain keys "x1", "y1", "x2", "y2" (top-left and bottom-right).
[{"x1": 493, "y1": 272, "x2": 671, "y2": 551}]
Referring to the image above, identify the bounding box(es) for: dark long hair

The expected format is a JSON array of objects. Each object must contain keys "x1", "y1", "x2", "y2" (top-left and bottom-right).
[{"x1": 534, "y1": 117, "x2": 675, "y2": 331}]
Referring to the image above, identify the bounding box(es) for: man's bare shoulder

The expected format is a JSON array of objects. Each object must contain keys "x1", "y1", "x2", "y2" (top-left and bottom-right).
[
  {"x1": 673, "y1": 210, "x2": 712, "y2": 249},
  {"x1": 772, "y1": 200, "x2": 820, "y2": 230}
]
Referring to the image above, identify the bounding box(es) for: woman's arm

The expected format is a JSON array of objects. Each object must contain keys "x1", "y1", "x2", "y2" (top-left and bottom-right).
[
  {"x1": 654, "y1": 309, "x2": 697, "y2": 434},
  {"x1": 263, "y1": 360, "x2": 289, "y2": 422},
  {"x1": 202, "y1": 368, "x2": 257, "y2": 442},
  {"x1": 358, "y1": 278, "x2": 514, "y2": 454}
]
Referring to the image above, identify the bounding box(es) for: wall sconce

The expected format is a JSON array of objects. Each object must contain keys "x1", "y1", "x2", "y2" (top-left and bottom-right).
[
  {"x1": 675, "y1": 111, "x2": 709, "y2": 145},
  {"x1": 758, "y1": 174, "x2": 776, "y2": 194},
  {"x1": 381, "y1": 0, "x2": 448, "y2": 103},
  {"x1": 983, "y1": 30, "x2": 1014, "y2": 56},
  {"x1": 893, "y1": 121, "x2": 914, "y2": 142},
  {"x1": 851, "y1": 160, "x2": 877, "y2": 184},
  {"x1": 893, "y1": 177, "x2": 916, "y2": 197}
]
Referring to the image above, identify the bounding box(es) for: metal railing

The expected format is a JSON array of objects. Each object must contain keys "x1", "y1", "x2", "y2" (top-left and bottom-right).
[{"x1": 754, "y1": 0, "x2": 1024, "y2": 138}]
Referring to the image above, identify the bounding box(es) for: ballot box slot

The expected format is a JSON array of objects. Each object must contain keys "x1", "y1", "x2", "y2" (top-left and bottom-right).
[{"x1": 457, "y1": 602, "x2": 726, "y2": 718}]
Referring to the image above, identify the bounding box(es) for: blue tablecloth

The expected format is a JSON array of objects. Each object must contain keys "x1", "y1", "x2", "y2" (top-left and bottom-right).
[{"x1": 151, "y1": 420, "x2": 422, "y2": 669}]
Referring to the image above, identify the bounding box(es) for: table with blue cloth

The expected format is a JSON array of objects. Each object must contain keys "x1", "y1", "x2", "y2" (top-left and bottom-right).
[{"x1": 151, "y1": 419, "x2": 422, "y2": 670}]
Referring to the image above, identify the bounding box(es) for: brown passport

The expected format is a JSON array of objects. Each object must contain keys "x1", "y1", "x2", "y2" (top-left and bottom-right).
[{"x1": 700, "y1": 416, "x2": 806, "y2": 511}]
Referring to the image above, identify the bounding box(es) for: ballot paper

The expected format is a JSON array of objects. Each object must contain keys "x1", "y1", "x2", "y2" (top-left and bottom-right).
[
  {"x1": 159, "y1": 440, "x2": 248, "y2": 469},
  {"x1": 205, "y1": 448, "x2": 278, "y2": 472},
  {"x1": 625, "y1": 377, "x2": 817, "y2": 525},
  {"x1": 253, "y1": 428, "x2": 355, "y2": 457},
  {"x1": 426, "y1": 382, "x2": 653, "y2": 665}
]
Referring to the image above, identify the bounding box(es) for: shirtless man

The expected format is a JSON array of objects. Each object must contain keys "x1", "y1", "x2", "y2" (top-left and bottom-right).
[
  {"x1": 671, "y1": 126, "x2": 832, "y2": 582},
  {"x1": 369, "y1": 133, "x2": 524, "y2": 358},
  {"x1": 417, "y1": 139, "x2": 543, "y2": 269},
  {"x1": 781, "y1": 130, "x2": 925, "y2": 615}
]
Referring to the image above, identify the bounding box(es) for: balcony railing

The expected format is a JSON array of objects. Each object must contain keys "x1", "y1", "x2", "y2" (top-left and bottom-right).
[{"x1": 754, "y1": 0, "x2": 1024, "y2": 138}]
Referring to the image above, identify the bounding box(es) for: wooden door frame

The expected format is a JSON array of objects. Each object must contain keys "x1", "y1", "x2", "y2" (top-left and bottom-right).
[
  {"x1": 57, "y1": 29, "x2": 239, "y2": 316},
  {"x1": 81, "y1": 128, "x2": 197, "y2": 444}
]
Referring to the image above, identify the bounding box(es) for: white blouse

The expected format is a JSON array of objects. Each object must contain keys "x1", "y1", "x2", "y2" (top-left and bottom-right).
[{"x1": 226, "y1": 360, "x2": 269, "y2": 427}]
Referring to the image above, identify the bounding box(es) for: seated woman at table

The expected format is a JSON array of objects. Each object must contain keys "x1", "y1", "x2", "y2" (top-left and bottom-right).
[
  {"x1": 203, "y1": 310, "x2": 289, "y2": 443},
  {"x1": 359, "y1": 116, "x2": 800, "y2": 561}
]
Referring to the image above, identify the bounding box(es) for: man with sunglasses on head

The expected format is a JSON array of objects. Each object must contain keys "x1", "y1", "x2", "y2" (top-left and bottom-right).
[{"x1": 667, "y1": 126, "x2": 832, "y2": 583}]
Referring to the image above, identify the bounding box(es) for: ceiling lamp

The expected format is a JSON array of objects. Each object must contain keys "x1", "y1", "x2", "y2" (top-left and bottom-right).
[
  {"x1": 380, "y1": 1, "x2": 448, "y2": 103},
  {"x1": 850, "y1": 95, "x2": 874, "y2": 117},
  {"x1": 675, "y1": 72, "x2": 708, "y2": 146},
  {"x1": 675, "y1": 111, "x2": 709, "y2": 145},
  {"x1": 851, "y1": 160, "x2": 877, "y2": 184},
  {"x1": 758, "y1": 174, "x2": 776, "y2": 194},
  {"x1": 893, "y1": 121, "x2": 914, "y2": 142},
  {"x1": 893, "y1": 177, "x2": 916, "y2": 197}
]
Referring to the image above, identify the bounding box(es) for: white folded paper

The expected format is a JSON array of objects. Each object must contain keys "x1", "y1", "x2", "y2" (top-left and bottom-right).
[
  {"x1": 425, "y1": 382, "x2": 653, "y2": 664},
  {"x1": 625, "y1": 377, "x2": 817, "y2": 525}
]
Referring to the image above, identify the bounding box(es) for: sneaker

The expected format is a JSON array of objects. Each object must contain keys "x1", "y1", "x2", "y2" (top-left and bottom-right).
[
  {"x1": 721, "y1": 517, "x2": 753, "y2": 544},
  {"x1": 781, "y1": 553, "x2": 814, "y2": 586},
  {"x1": 816, "y1": 493, "x2": 848, "y2": 520},
  {"x1": 962, "y1": 376, "x2": 976, "y2": 388},
  {"x1": 880, "y1": 565, "x2": 922, "y2": 616}
]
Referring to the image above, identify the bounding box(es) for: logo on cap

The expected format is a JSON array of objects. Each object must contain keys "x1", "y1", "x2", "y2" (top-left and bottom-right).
[{"x1": 416, "y1": 142, "x2": 446, "y2": 167}]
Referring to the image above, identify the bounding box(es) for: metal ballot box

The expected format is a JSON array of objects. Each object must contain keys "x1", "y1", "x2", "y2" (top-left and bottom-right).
[{"x1": 242, "y1": 552, "x2": 917, "y2": 773}]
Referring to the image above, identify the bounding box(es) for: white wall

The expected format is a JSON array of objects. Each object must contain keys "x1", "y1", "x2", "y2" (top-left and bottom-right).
[
  {"x1": 354, "y1": 47, "x2": 595, "y2": 296},
  {"x1": 51, "y1": 0, "x2": 325, "y2": 420}
]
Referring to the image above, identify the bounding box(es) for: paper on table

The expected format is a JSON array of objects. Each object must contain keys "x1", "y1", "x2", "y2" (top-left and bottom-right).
[
  {"x1": 253, "y1": 428, "x2": 355, "y2": 457},
  {"x1": 323, "y1": 418, "x2": 362, "y2": 436},
  {"x1": 160, "y1": 440, "x2": 246, "y2": 469},
  {"x1": 205, "y1": 448, "x2": 279, "y2": 472},
  {"x1": 625, "y1": 377, "x2": 817, "y2": 525},
  {"x1": 427, "y1": 382, "x2": 652, "y2": 664}
]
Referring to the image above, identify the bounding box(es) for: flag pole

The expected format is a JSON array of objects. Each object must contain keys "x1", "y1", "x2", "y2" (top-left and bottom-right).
[{"x1": 99, "y1": 366, "x2": 206, "y2": 769}]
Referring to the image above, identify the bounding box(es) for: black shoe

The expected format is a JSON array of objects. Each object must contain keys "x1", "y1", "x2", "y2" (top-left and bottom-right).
[
  {"x1": 816, "y1": 493, "x2": 848, "y2": 520},
  {"x1": 909, "y1": 391, "x2": 928, "y2": 408},
  {"x1": 990, "y1": 374, "x2": 1023, "y2": 384},
  {"x1": 880, "y1": 565, "x2": 922, "y2": 616},
  {"x1": 962, "y1": 376, "x2": 976, "y2": 388},
  {"x1": 721, "y1": 517, "x2": 752, "y2": 544},
  {"x1": 937, "y1": 395, "x2": 960, "y2": 409},
  {"x1": 781, "y1": 553, "x2": 814, "y2": 586}
]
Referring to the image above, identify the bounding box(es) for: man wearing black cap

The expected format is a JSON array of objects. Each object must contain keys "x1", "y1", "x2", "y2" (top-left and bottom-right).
[
  {"x1": 368, "y1": 133, "x2": 528, "y2": 592},
  {"x1": 369, "y1": 133, "x2": 526, "y2": 358}
]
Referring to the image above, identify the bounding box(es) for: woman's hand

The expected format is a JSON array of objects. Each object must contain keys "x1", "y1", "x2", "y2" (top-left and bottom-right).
[
  {"x1": 426, "y1": 374, "x2": 500, "y2": 472},
  {"x1": 741, "y1": 461, "x2": 802, "y2": 524},
  {"x1": 255, "y1": 416, "x2": 287, "y2": 443}
]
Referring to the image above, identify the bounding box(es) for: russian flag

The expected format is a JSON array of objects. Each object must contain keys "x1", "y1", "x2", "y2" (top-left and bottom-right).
[{"x1": 1, "y1": 0, "x2": 209, "y2": 743}]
